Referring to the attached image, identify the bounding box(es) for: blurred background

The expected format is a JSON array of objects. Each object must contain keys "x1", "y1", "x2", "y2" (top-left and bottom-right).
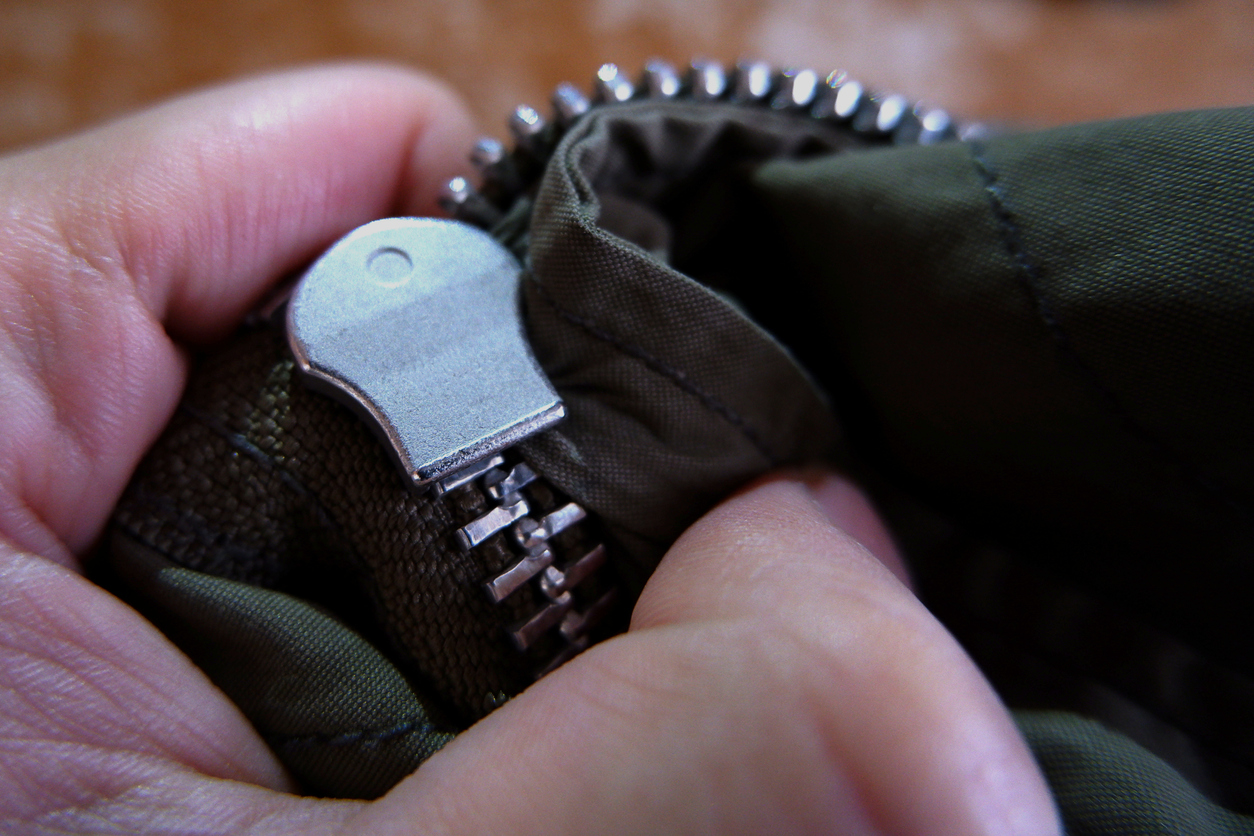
[{"x1": 1, "y1": 0, "x2": 1252, "y2": 153}]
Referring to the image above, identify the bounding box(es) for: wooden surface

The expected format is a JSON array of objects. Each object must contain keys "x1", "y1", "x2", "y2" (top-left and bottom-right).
[{"x1": 1, "y1": 0, "x2": 1252, "y2": 153}]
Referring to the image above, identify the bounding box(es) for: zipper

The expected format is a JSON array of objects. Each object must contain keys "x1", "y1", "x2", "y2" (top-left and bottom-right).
[
  {"x1": 285, "y1": 215, "x2": 615, "y2": 678},
  {"x1": 438, "y1": 452, "x2": 616, "y2": 676},
  {"x1": 285, "y1": 58, "x2": 966, "y2": 678},
  {"x1": 438, "y1": 58, "x2": 970, "y2": 228}
]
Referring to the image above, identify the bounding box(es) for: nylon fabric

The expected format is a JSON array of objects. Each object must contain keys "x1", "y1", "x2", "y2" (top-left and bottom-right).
[
  {"x1": 521, "y1": 101, "x2": 847, "y2": 572},
  {"x1": 108, "y1": 532, "x2": 456, "y2": 799},
  {"x1": 1017, "y1": 712, "x2": 1254, "y2": 836},
  {"x1": 752, "y1": 111, "x2": 1254, "y2": 674},
  {"x1": 753, "y1": 106, "x2": 1254, "y2": 820}
]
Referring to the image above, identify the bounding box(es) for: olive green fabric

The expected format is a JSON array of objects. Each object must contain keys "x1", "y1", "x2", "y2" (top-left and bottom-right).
[
  {"x1": 1017, "y1": 712, "x2": 1254, "y2": 835},
  {"x1": 520, "y1": 101, "x2": 850, "y2": 573},
  {"x1": 749, "y1": 107, "x2": 1254, "y2": 826},
  {"x1": 109, "y1": 531, "x2": 455, "y2": 798},
  {"x1": 753, "y1": 108, "x2": 1254, "y2": 672}
]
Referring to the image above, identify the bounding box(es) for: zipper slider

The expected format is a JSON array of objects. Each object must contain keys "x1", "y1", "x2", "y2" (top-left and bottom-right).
[
  {"x1": 288, "y1": 217, "x2": 614, "y2": 673},
  {"x1": 286, "y1": 217, "x2": 565, "y2": 489}
]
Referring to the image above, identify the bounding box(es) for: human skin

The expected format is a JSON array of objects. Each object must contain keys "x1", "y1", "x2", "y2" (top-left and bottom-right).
[{"x1": 0, "y1": 64, "x2": 1060, "y2": 835}]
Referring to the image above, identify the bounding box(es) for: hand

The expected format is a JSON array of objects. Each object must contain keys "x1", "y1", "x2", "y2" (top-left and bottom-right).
[{"x1": 0, "y1": 66, "x2": 1060, "y2": 835}]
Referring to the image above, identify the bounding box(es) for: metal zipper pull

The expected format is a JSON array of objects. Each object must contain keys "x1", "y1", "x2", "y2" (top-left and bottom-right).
[
  {"x1": 288, "y1": 216, "x2": 613, "y2": 675},
  {"x1": 286, "y1": 217, "x2": 565, "y2": 488}
]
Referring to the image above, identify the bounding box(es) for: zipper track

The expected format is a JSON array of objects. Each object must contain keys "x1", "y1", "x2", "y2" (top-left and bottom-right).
[
  {"x1": 440, "y1": 452, "x2": 616, "y2": 678},
  {"x1": 440, "y1": 57, "x2": 973, "y2": 227}
]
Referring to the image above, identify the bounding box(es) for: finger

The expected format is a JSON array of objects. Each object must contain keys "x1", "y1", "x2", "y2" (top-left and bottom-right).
[
  {"x1": 4, "y1": 63, "x2": 473, "y2": 342},
  {"x1": 358, "y1": 474, "x2": 1059, "y2": 836},
  {"x1": 0, "y1": 547, "x2": 287, "y2": 783},
  {"x1": 0, "y1": 64, "x2": 473, "y2": 563},
  {"x1": 805, "y1": 469, "x2": 912, "y2": 586},
  {"x1": 634, "y1": 474, "x2": 1059, "y2": 836},
  {"x1": 0, "y1": 542, "x2": 404, "y2": 835}
]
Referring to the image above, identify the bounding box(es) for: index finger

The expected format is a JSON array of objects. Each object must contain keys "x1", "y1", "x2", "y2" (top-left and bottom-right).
[
  {"x1": 0, "y1": 64, "x2": 473, "y2": 561},
  {"x1": 2, "y1": 63, "x2": 474, "y2": 343}
]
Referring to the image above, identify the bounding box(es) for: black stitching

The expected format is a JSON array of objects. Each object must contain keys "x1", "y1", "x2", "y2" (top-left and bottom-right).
[
  {"x1": 527, "y1": 275, "x2": 781, "y2": 465},
  {"x1": 970, "y1": 146, "x2": 1078, "y2": 361},
  {"x1": 970, "y1": 143, "x2": 1252, "y2": 521},
  {"x1": 178, "y1": 402, "x2": 353, "y2": 542},
  {"x1": 268, "y1": 716, "x2": 445, "y2": 748}
]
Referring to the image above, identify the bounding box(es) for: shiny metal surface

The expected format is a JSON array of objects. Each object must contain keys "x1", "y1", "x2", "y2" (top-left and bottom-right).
[
  {"x1": 485, "y1": 547, "x2": 554, "y2": 603},
  {"x1": 470, "y1": 137, "x2": 522, "y2": 193},
  {"x1": 772, "y1": 68, "x2": 819, "y2": 110},
  {"x1": 594, "y1": 63, "x2": 634, "y2": 103},
  {"x1": 8, "y1": 1, "x2": 1254, "y2": 158},
  {"x1": 816, "y1": 75, "x2": 865, "y2": 122},
  {"x1": 538, "y1": 502, "x2": 587, "y2": 539},
  {"x1": 437, "y1": 174, "x2": 471, "y2": 211},
  {"x1": 512, "y1": 500, "x2": 587, "y2": 553},
  {"x1": 852, "y1": 94, "x2": 895, "y2": 134},
  {"x1": 874, "y1": 94, "x2": 910, "y2": 133},
  {"x1": 916, "y1": 108, "x2": 955, "y2": 145},
  {"x1": 287, "y1": 217, "x2": 565, "y2": 488},
  {"x1": 511, "y1": 593, "x2": 574, "y2": 649},
  {"x1": 688, "y1": 59, "x2": 728, "y2": 100},
  {"x1": 510, "y1": 502, "x2": 587, "y2": 553},
  {"x1": 560, "y1": 589, "x2": 617, "y2": 640},
  {"x1": 484, "y1": 461, "x2": 538, "y2": 502},
  {"x1": 552, "y1": 82, "x2": 590, "y2": 126},
  {"x1": 510, "y1": 516, "x2": 545, "y2": 553},
  {"x1": 458, "y1": 497, "x2": 531, "y2": 549},
  {"x1": 448, "y1": 450, "x2": 609, "y2": 663},
  {"x1": 642, "y1": 59, "x2": 681, "y2": 99},
  {"x1": 470, "y1": 136, "x2": 505, "y2": 169},
  {"x1": 539, "y1": 544, "x2": 607, "y2": 598},
  {"x1": 438, "y1": 176, "x2": 503, "y2": 226},
  {"x1": 508, "y1": 103, "x2": 548, "y2": 156},
  {"x1": 731, "y1": 60, "x2": 774, "y2": 103},
  {"x1": 435, "y1": 454, "x2": 506, "y2": 497}
]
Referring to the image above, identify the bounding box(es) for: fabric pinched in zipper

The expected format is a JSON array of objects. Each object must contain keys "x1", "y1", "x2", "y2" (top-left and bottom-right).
[
  {"x1": 111, "y1": 325, "x2": 609, "y2": 722},
  {"x1": 106, "y1": 57, "x2": 958, "y2": 798}
]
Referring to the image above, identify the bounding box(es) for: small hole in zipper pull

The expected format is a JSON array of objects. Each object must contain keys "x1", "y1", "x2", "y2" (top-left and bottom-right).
[{"x1": 365, "y1": 246, "x2": 413, "y2": 286}]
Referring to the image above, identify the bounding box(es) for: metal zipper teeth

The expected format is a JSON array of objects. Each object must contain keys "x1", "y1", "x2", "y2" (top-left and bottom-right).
[
  {"x1": 439, "y1": 452, "x2": 616, "y2": 678},
  {"x1": 437, "y1": 57, "x2": 969, "y2": 677},
  {"x1": 439, "y1": 57, "x2": 974, "y2": 226}
]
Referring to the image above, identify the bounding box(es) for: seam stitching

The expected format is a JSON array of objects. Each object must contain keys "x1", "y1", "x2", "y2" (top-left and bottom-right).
[
  {"x1": 268, "y1": 716, "x2": 449, "y2": 748},
  {"x1": 178, "y1": 402, "x2": 357, "y2": 545},
  {"x1": 527, "y1": 274, "x2": 781, "y2": 465},
  {"x1": 970, "y1": 142, "x2": 1251, "y2": 521}
]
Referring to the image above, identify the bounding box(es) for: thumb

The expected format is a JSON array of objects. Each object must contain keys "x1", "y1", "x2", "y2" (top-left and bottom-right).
[
  {"x1": 359, "y1": 472, "x2": 1059, "y2": 836},
  {"x1": 630, "y1": 472, "x2": 1060, "y2": 835}
]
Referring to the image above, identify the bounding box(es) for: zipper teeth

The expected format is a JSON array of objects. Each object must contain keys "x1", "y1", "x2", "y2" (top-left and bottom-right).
[
  {"x1": 446, "y1": 454, "x2": 615, "y2": 677},
  {"x1": 440, "y1": 57, "x2": 975, "y2": 227}
]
